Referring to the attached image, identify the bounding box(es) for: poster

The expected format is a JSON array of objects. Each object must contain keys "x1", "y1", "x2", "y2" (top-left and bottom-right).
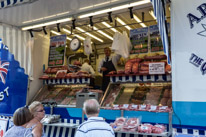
[
  {"x1": 130, "y1": 27, "x2": 148, "y2": 54},
  {"x1": 0, "y1": 119, "x2": 8, "y2": 137},
  {"x1": 149, "y1": 25, "x2": 163, "y2": 52},
  {"x1": 48, "y1": 34, "x2": 66, "y2": 67}
]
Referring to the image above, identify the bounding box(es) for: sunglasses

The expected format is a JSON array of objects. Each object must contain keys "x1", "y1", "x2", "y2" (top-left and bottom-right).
[{"x1": 36, "y1": 109, "x2": 45, "y2": 112}]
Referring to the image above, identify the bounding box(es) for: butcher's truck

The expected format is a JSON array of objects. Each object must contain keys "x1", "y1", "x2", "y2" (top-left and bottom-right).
[{"x1": 0, "y1": 0, "x2": 206, "y2": 137}]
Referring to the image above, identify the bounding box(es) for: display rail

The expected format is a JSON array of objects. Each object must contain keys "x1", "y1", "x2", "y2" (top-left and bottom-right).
[
  {"x1": 40, "y1": 77, "x2": 91, "y2": 85},
  {"x1": 108, "y1": 74, "x2": 171, "y2": 83},
  {"x1": 2, "y1": 114, "x2": 206, "y2": 137}
]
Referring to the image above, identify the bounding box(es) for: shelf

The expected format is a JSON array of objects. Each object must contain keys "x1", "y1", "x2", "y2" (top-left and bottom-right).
[
  {"x1": 115, "y1": 131, "x2": 169, "y2": 136},
  {"x1": 40, "y1": 77, "x2": 91, "y2": 85},
  {"x1": 43, "y1": 122, "x2": 78, "y2": 128},
  {"x1": 108, "y1": 74, "x2": 171, "y2": 83}
]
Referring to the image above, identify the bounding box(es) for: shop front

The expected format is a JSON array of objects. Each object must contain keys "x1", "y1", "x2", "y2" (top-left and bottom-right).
[{"x1": 0, "y1": 0, "x2": 206, "y2": 137}]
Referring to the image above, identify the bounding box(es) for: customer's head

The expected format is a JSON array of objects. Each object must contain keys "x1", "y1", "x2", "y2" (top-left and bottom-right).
[
  {"x1": 84, "y1": 59, "x2": 90, "y2": 64},
  {"x1": 83, "y1": 99, "x2": 100, "y2": 117},
  {"x1": 13, "y1": 106, "x2": 33, "y2": 126},
  {"x1": 29, "y1": 101, "x2": 45, "y2": 121},
  {"x1": 104, "y1": 47, "x2": 111, "y2": 57}
]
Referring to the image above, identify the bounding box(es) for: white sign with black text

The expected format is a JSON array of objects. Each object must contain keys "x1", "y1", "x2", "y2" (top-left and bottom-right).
[{"x1": 149, "y1": 62, "x2": 165, "y2": 74}]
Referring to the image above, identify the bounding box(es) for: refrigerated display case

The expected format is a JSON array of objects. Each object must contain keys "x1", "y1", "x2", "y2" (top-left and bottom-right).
[
  {"x1": 32, "y1": 84, "x2": 87, "y2": 107},
  {"x1": 101, "y1": 82, "x2": 172, "y2": 108}
]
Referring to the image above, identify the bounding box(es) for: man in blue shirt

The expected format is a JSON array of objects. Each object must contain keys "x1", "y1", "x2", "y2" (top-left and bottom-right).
[{"x1": 75, "y1": 99, "x2": 115, "y2": 137}]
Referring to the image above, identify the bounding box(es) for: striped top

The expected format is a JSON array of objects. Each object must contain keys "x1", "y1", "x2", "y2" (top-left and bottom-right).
[
  {"x1": 75, "y1": 117, "x2": 115, "y2": 137},
  {"x1": 4, "y1": 126, "x2": 33, "y2": 137}
]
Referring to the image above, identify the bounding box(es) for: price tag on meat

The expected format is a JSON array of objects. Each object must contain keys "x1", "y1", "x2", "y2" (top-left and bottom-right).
[{"x1": 149, "y1": 62, "x2": 165, "y2": 74}]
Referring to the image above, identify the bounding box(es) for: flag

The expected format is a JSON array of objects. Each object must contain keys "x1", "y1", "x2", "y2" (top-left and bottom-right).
[
  {"x1": 151, "y1": 0, "x2": 171, "y2": 64},
  {"x1": 0, "y1": 61, "x2": 9, "y2": 84}
]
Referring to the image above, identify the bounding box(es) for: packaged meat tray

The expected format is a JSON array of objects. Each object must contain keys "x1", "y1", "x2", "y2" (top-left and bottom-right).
[
  {"x1": 110, "y1": 117, "x2": 127, "y2": 131},
  {"x1": 122, "y1": 118, "x2": 141, "y2": 132}
]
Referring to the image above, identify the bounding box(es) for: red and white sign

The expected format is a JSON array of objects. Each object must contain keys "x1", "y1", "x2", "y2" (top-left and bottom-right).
[{"x1": 0, "y1": 118, "x2": 8, "y2": 137}]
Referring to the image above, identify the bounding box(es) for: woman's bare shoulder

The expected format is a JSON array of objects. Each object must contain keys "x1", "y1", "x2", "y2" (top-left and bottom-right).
[{"x1": 27, "y1": 118, "x2": 42, "y2": 128}]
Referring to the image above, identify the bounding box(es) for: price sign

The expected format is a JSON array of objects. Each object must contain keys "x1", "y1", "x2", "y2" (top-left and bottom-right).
[{"x1": 149, "y1": 62, "x2": 165, "y2": 74}]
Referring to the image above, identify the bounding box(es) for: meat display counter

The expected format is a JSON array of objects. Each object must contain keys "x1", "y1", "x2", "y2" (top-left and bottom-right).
[
  {"x1": 32, "y1": 84, "x2": 88, "y2": 107},
  {"x1": 101, "y1": 82, "x2": 172, "y2": 108}
]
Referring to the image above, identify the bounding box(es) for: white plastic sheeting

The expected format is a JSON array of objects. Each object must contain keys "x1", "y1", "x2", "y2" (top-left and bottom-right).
[{"x1": 0, "y1": 23, "x2": 33, "y2": 77}]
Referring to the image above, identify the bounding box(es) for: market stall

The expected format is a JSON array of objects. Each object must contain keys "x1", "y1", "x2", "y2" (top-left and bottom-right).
[{"x1": 0, "y1": 0, "x2": 206, "y2": 137}]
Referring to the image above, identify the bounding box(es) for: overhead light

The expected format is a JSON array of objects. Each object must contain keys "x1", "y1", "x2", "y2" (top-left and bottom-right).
[
  {"x1": 133, "y1": 15, "x2": 147, "y2": 28},
  {"x1": 51, "y1": 30, "x2": 61, "y2": 35},
  {"x1": 63, "y1": 28, "x2": 85, "y2": 40},
  {"x1": 149, "y1": 10, "x2": 156, "y2": 20},
  {"x1": 22, "y1": 18, "x2": 72, "y2": 30},
  {"x1": 57, "y1": 23, "x2": 61, "y2": 32},
  {"x1": 29, "y1": 29, "x2": 34, "y2": 38},
  {"x1": 78, "y1": 0, "x2": 150, "y2": 19},
  {"x1": 22, "y1": 11, "x2": 70, "y2": 24},
  {"x1": 89, "y1": 16, "x2": 93, "y2": 26},
  {"x1": 51, "y1": 30, "x2": 72, "y2": 40},
  {"x1": 93, "y1": 26, "x2": 113, "y2": 40},
  {"x1": 43, "y1": 26, "x2": 47, "y2": 35},
  {"x1": 116, "y1": 17, "x2": 132, "y2": 30},
  {"x1": 108, "y1": 12, "x2": 113, "y2": 23},
  {"x1": 72, "y1": 19, "x2": 76, "y2": 29},
  {"x1": 129, "y1": 7, "x2": 134, "y2": 19},
  {"x1": 76, "y1": 27, "x2": 104, "y2": 43},
  {"x1": 101, "y1": 22, "x2": 118, "y2": 32},
  {"x1": 79, "y1": 0, "x2": 120, "y2": 10}
]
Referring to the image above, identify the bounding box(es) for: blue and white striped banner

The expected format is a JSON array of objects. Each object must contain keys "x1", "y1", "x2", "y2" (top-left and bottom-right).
[
  {"x1": 0, "y1": 0, "x2": 35, "y2": 9},
  {"x1": 151, "y1": 0, "x2": 171, "y2": 65}
]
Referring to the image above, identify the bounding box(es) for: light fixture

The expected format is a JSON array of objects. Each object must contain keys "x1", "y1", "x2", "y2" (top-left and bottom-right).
[
  {"x1": 142, "y1": 12, "x2": 144, "y2": 22},
  {"x1": 29, "y1": 29, "x2": 34, "y2": 38},
  {"x1": 149, "y1": 10, "x2": 156, "y2": 20},
  {"x1": 76, "y1": 27, "x2": 103, "y2": 42},
  {"x1": 101, "y1": 22, "x2": 118, "y2": 32},
  {"x1": 133, "y1": 15, "x2": 147, "y2": 28},
  {"x1": 93, "y1": 26, "x2": 113, "y2": 40},
  {"x1": 43, "y1": 26, "x2": 47, "y2": 35},
  {"x1": 72, "y1": 19, "x2": 76, "y2": 29},
  {"x1": 78, "y1": 0, "x2": 150, "y2": 19},
  {"x1": 22, "y1": 0, "x2": 150, "y2": 31},
  {"x1": 22, "y1": 11, "x2": 70, "y2": 24},
  {"x1": 22, "y1": 18, "x2": 72, "y2": 30},
  {"x1": 89, "y1": 16, "x2": 93, "y2": 27},
  {"x1": 129, "y1": 7, "x2": 134, "y2": 19},
  {"x1": 51, "y1": 30, "x2": 72, "y2": 40},
  {"x1": 63, "y1": 28, "x2": 85, "y2": 40},
  {"x1": 51, "y1": 30, "x2": 61, "y2": 35},
  {"x1": 108, "y1": 12, "x2": 113, "y2": 23},
  {"x1": 80, "y1": 0, "x2": 120, "y2": 10},
  {"x1": 116, "y1": 17, "x2": 132, "y2": 30},
  {"x1": 57, "y1": 23, "x2": 61, "y2": 32}
]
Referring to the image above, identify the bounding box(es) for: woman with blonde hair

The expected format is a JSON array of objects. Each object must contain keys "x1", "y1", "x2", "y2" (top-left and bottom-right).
[{"x1": 26, "y1": 101, "x2": 46, "y2": 137}]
